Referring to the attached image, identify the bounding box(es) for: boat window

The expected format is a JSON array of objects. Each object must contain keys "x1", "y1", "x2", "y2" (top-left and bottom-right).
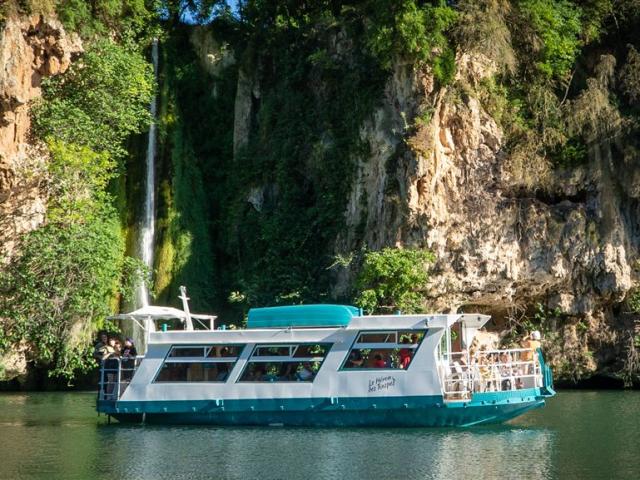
[
  {"x1": 169, "y1": 347, "x2": 207, "y2": 358},
  {"x1": 342, "y1": 330, "x2": 426, "y2": 370},
  {"x1": 155, "y1": 344, "x2": 245, "y2": 382},
  {"x1": 357, "y1": 332, "x2": 396, "y2": 343},
  {"x1": 206, "y1": 345, "x2": 243, "y2": 358},
  {"x1": 155, "y1": 362, "x2": 235, "y2": 382},
  {"x1": 238, "y1": 343, "x2": 332, "y2": 382},
  {"x1": 254, "y1": 345, "x2": 293, "y2": 357}
]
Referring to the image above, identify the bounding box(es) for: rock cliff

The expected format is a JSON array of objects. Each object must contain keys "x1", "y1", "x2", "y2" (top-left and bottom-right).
[
  {"x1": 0, "y1": 15, "x2": 81, "y2": 264},
  {"x1": 335, "y1": 52, "x2": 639, "y2": 381}
]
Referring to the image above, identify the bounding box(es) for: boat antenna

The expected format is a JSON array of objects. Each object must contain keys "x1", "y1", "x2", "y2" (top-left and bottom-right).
[{"x1": 179, "y1": 286, "x2": 193, "y2": 328}]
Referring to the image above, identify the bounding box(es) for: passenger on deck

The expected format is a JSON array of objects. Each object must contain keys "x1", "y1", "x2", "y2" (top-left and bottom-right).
[
  {"x1": 459, "y1": 349, "x2": 469, "y2": 367},
  {"x1": 93, "y1": 331, "x2": 112, "y2": 364},
  {"x1": 522, "y1": 331, "x2": 542, "y2": 373},
  {"x1": 113, "y1": 338, "x2": 123, "y2": 356},
  {"x1": 103, "y1": 337, "x2": 121, "y2": 396},
  {"x1": 477, "y1": 347, "x2": 492, "y2": 392},
  {"x1": 120, "y1": 338, "x2": 137, "y2": 383},
  {"x1": 121, "y1": 338, "x2": 137, "y2": 358},
  {"x1": 522, "y1": 331, "x2": 541, "y2": 358},
  {"x1": 499, "y1": 351, "x2": 513, "y2": 390}
]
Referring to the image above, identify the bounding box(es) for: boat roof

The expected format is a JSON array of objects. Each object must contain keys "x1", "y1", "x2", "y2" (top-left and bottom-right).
[
  {"x1": 247, "y1": 304, "x2": 362, "y2": 329},
  {"x1": 109, "y1": 306, "x2": 215, "y2": 321}
]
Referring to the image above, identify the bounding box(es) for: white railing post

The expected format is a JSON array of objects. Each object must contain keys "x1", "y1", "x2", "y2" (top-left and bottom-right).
[
  {"x1": 117, "y1": 358, "x2": 121, "y2": 399},
  {"x1": 99, "y1": 362, "x2": 104, "y2": 401}
]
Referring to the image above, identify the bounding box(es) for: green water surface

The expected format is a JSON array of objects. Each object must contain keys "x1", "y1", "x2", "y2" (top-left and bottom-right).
[{"x1": 0, "y1": 391, "x2": 637, "y2": 479}]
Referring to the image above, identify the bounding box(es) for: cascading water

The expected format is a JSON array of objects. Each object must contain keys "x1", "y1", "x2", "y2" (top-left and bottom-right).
[{"x1": 136, "y1": 38, "x2": 159, "y2": 308}]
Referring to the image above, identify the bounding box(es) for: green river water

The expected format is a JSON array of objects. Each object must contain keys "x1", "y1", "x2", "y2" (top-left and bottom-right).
[{"x1": 0, "y1": 390, "x2": 637, "y2": 480}]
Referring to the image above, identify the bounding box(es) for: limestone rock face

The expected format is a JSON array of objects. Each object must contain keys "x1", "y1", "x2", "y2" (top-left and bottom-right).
[
  {"x1": 338, "y1": 52, "x2": 638, "y2": 378},
  {"x1": 0, "y1": 15, "x2": 82, "y2": 263}
]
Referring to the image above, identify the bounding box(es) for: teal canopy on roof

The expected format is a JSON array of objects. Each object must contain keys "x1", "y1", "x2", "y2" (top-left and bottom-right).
[{"x1": 247, "y1": 304, "x2": 361, "y2": 329}]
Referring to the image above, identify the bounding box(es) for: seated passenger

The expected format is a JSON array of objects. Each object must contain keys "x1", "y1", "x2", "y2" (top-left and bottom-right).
[
  {"x1": 278, "y1": 362, "x2": 297, "y2": 381},
  {"x1": 297, "y1": 362, "x2": 314, "y2": 381},
  {"x1": 250, "y1": 364, "x2": 266, "y2": 381},
  {"x1": 215, "y1": 364, "x2": 229, "y2": 381},
  {"x1": 366, "y1": 349, "x2": 387, "y2": 368},
  {"x1": 347, "y1": 350, "x2": 364, "y2": 368},
  {"x1": 373, "y1": 353, "x2": 386, "y2": 368},
  {"x1": 399, "y1": 338, "x2": 413, "y2": 369}
]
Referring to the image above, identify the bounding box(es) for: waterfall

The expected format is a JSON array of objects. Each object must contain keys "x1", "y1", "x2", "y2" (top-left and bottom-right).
[{"x1": 136, "y1": 38, "x2": 159, "y2": 308}]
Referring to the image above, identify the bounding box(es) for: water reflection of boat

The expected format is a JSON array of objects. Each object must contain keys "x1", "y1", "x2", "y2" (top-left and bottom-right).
[{"x1": 97, "y1": 289, "x2": 555, "y2": 426}]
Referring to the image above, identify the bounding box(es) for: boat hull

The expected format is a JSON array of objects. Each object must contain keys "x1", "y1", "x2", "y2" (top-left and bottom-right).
[{"x1": 99, "y1": 388, "x2": 547, "y2": 427}]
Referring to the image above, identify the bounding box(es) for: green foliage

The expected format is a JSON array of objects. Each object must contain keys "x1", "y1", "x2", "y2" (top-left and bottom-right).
[
  {"x1": 56, "y1": 0, "x2": 159, "y2": 38},
  {"x1": 454, "y1": 0, "x2": 516, "y2": 74},
  {"x1": 33, "y1": 38, "x2": 153, "y2": 159},
  {"x1": 0, "y1": 0, "x2": 55, "y2": 20},
  {"x1": 620, "y1": 45, "x2": 640, "y2": 108},
  {"x1": 0, "y1": 135, "x2": 144, "y2": 380},
  {"x1": 46, "y1": 140, "x2": 116, "y2": 223},
  {"x1": 363, "y1": 0, "x2": 457, "y2": 82},
  {"x1": 355, "y1": 248, "x2": 435, "y2": 314},
  {"x1": 119, "y1": 256, "x2": 152, "y2": 303},
  {"x1": 551, "y1": 136, "x2": 588, "y2": 167},
  {"x1": 0, "y1": 213, "x2": 124, "y2": 380},
  {"x1": 432, "y1": 46, "x2": 456, "y2": 85},
  {"x1": 627, "y1": 288, "x2": 640, "y2": 314},
  {"x1": 517, "y1": 0, "x2": 582, "y2": 81},
  {"x1": 470, "y1": 1, "x2": 621, "y2": 182}
]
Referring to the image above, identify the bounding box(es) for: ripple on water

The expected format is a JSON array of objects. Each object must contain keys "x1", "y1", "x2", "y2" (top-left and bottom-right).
[{"x1": 0, "y1": 391, "x2": 638, "y2": 480}]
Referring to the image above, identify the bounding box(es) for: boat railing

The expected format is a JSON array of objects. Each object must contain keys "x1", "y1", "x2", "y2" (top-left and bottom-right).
[
  {"x1": 98, "y1": 356, "x2": 143, "y2": 402},
  {"x1": 441, "y1": 348, "x2": 543, "y2": 401}
]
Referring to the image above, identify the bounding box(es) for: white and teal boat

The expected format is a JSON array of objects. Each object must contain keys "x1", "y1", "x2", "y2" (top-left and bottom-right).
[{"x1": 97, "y1": 291, "x2": 555, "y2": 427}]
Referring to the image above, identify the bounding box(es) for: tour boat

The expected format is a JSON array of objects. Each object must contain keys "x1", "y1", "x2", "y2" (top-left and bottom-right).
[{"x1": 97, "y1": 289, "x2": 555, "y2": 427}]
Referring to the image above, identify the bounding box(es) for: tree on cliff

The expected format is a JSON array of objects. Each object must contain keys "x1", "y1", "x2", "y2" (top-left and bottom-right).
[{"x1": 355, "y1": 248, "x2": 435, "y2": 314}]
